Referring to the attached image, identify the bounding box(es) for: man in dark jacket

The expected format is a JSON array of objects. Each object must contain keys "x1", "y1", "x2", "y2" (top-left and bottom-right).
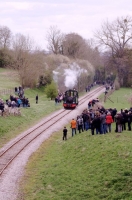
[
  {"x1": 115, "y1": 112, "x2": 123, "y2": 133},
  {"x1": 36, "y1": 94, "x2": 38, "y2": 104},
  {"x1": 121, "y1": 109, "x2": 128, "y2": 131},
  {"x1": 100, "y1": 111, "x2": 107, "y2": 134},
  {"x1": 111, "y1": 108, "x2": 117, "y2": 121},
  {"x1": 63, "y1": 127, "x2": 68, "y2": 140},
  {"x1": 91, "y1": 114, "x2": 101, "y2": 135},
  {"x1": 127, "y1": 111, "x2": 132, "y2": 131}
]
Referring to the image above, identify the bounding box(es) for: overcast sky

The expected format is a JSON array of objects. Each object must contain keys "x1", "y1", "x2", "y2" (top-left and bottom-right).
[{"x1": 0, "y1": 0, "x2": 132, "y2": 50}]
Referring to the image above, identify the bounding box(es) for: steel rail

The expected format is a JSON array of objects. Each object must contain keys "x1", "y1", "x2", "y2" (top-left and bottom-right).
[{"x1": 0, "y1": 86, "x2": 104, "y2": 176}]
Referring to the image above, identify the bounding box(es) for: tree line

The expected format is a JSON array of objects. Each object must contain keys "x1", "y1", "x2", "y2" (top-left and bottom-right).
[{"x1": 0, "y1": 15, "x2": 132, "y2": 91}]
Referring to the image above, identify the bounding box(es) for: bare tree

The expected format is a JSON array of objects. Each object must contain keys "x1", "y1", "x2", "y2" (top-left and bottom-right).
[
  {"x1": 11, "y1": 33, "x2": 43, "y2": 88},
  {"x1": 95, "y1": 16, "x2": 132, "y2": 56},
  {"x1": 0, "y1": 26, "x2": 12, "y2": 49},
  {"x1": 46, "y1": 25, "x2": 64, "y2": 54},
  {"x1": 94, "y1": 16, "x2": 132, "y2": 85},
  {"x1": 12, "y1": 33, "x2": 33, "y2": 52}
]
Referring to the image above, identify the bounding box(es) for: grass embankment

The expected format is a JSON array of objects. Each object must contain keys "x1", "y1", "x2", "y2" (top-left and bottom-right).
[
  {"x1": 0, "y1": 68, "x2": 91, "y2": 147},
  {"x1": 18, "y1": 88, "x2": 132, "y2": 200},
  {"x1": 0, "y1": 88, "x2": 63, "y2": 147},
  {"x1": 0, "y1": 68, "x2": 19, "y2": 89},
  {"x1": 99, "y1": 88, "x2": 132, "y2": 111},
  {"x1": 0, "y1": 69, "x2": 62, "y2": 147}
]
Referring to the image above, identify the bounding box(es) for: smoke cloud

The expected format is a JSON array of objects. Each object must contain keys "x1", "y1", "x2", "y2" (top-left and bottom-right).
[
  {"x1": 53, "y1": 62, "x2": 88, "y2": 90},
  {"x1": 64, "y1": 63, "x2": 87, "y2": 88}
]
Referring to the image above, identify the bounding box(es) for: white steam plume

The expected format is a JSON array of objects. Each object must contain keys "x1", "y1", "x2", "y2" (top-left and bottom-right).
[
  {"x1": 53, "y1": 62, "x2": 88, "y2": 90},
  {"x1": 64, "y1": 63, "x2": 87, "y2": 88}
]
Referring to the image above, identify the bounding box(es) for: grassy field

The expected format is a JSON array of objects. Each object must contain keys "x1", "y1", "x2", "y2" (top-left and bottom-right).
[
  {"x1": 0, "y1": 86, "x2": 63, "y2": 148},
  {"x1": 0, "y1": 68, "x2": 19, "y2": 89},
  {"x1": 0, "y1": 68, "x2": 89, "y2": 147},
  {"x1": 17, "y1": 88, "x2": 132, "y2": 200},
  {"x1": 0, "y1": 69, "x2": 132, "y2": 199},
  {"x1": 100, "y1": 88, "x2": 132, "y2": 111}
]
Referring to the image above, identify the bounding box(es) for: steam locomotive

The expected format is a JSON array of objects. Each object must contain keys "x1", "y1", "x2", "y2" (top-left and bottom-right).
[{"x1": 63, "y1": 89, "x2": 78, "y2": 109}]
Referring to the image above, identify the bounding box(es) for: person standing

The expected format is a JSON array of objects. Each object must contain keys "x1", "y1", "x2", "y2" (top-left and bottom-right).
[
  {"x1": 77, "y1": 115, "x2": 84, "y2": 133},
  {"x1": 100, "y1": 111, "x2": 107, "y2": 134},
  {"x1": 92, "y1": 114, "x2": 101, "y2": 135},
  {"x1": 111, "y1": 108, "x2": 117, "y2": 122},
  {"x1": 63, "y1": 127, "x2": 68, "y2": 140},
  {"x1": 70, "y1": 118, "x2": 77, "y2": 137},
  {"x1": 121, "y1": 109, "x2": 128, "y2": 131},
  {"x1": 127, "y1": 111, "x2": 132, "y2": 131},
  {"x1": 15, "y1": 87, "x2": 18, "y2": 95},
  {"x1": 115, "y1": 111, "x2": 123, "y2": 133},
  {"x1": 106, "y1": 112, "x2": 113, "y2": 132},
  {"x1": 55, "y1": 96, "x2": 58, "y2": 105},
  {"x1": 36, "y1": 94, "x2": 38, "y2": 104}
]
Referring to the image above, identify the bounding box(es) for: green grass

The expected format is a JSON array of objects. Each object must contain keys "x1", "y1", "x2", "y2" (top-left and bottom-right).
[
  {"x1": 0, "y1": 68, "x2": 132, "y2": 199},
  {"x1": 0, "y1": 68, "x2": 19, "y2": 89},
  {"x1": 19, "y1": 129, "x2": 132, "y2": 200},
  {"x1": 0, "y1": 87, "x2": 63, "y2": 148},
  {"x1": 17, "y1": 88, "x2": 132, "y2": 200},
  {"x1": 99, "y1": 88, "x2": 132, "y2": 111},
  {"x1": 0, "y1": 70, "x2": 95, "y2": 148}
]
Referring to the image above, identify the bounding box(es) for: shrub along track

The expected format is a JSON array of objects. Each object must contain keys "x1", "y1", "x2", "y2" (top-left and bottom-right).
[{"x1": 0, "y1": 86, "x2": 104, "y2": 176}]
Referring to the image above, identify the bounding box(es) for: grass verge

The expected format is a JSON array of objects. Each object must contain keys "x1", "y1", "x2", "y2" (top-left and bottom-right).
[
  {"x1": 0, "y1": 68, "x2": 19, "y2": 89},
  {"x1": 18, "y1": 88, "x2": 132, "y2": 200},
  {"x1": 0, "y1": 87, "x2": 63, "y2": 148}
]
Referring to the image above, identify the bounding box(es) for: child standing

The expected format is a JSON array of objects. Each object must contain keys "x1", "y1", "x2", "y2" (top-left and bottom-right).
[{"x1": 63, "y1": 127, "x2": 68, "y2": 140}]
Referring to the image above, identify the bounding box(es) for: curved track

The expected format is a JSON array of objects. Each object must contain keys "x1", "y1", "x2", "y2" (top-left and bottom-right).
[{"x1": 0, "y1": 86, "x2": 104, "y2": 176}]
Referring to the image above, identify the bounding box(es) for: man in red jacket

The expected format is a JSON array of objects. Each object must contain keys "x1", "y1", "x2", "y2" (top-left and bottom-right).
[{"x1": 106, "y1": 112, "x2": 113, "y2": 132}]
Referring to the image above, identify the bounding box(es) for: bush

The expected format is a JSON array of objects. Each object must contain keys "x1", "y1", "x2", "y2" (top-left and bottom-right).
[{"x1": 45, "y1": 81, "x2": 58, "y2": 100}]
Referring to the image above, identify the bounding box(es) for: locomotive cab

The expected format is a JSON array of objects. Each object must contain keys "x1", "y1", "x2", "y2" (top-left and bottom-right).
[{"x1": 63, "y1": 89, "x2": 78, "y2": 109}]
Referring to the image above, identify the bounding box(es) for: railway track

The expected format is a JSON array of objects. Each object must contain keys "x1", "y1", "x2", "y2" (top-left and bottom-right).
[{"x1": 0, "y1": 86, "x2": 104, "y2": 176}]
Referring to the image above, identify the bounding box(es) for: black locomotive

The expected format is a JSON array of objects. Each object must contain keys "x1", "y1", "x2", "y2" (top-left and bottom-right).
[{"x1": 63, "y1": 89, "x2": 78, "y2": 109}]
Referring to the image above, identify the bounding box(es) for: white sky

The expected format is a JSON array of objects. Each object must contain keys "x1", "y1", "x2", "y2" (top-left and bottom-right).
[{"x1": 0, "y1": 0, "x2": 132, "y2": 50}]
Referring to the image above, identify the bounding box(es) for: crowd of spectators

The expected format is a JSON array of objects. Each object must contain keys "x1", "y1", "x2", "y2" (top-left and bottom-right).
[
  {"x1": 6, "y1": 95, "x2": 30, "y2": 108},
  {"x1": 85, "y1": 84, "x2": 93, "y2": 92},
  {"x1": 5, "y1": 86, "x2": 30, "y2": 108},
  {"x1": 0, "y1": 86, "x2": 30, "y2": 116},
  {"x1": 55, "y1": 92, "x2": 64, "y2": 104},
  {"x1": 70, "y1": 99, "x2": 132, "y2": 137},
  {"x1": 14, "y1": 86, "x2": 24, "y2": 98}
]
